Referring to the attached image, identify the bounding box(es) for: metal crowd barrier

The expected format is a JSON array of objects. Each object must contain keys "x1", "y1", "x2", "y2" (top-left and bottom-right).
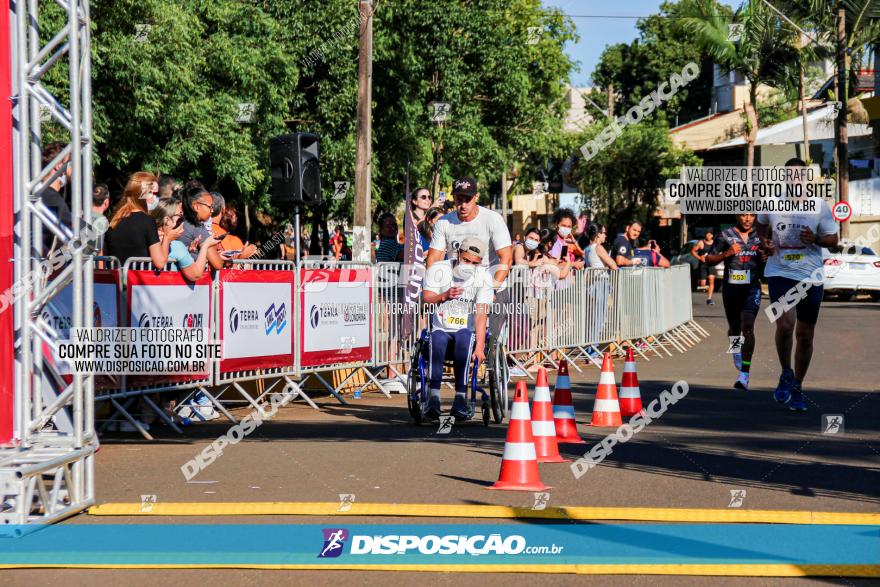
[
  {"x1": 297, "y1": 259, "x2": 391, "y2": 402},
  {"x1": 79, "y1": 254, "x2": 705, "y2": 439},
  {"x1": 94, "y1": 257, "x2": 215, "y2": 439},
  {"x1": 372, "y1": 262, "x2": 707, "y2": 381},
  {"x1": 210, "y1": 259, "x2": 316, "y2": 423}
]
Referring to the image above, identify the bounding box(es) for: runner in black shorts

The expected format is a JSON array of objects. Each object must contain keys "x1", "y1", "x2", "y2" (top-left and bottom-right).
[{"x1": 704, "y1": 214, "x2": 766, "y2": 391}]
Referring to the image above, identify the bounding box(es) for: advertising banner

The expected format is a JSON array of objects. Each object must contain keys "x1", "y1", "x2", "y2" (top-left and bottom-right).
[
  {"x1": 218, "y1": 269, "x2": 295, "y2": 373},
  {"x1": 300, "y1": 267, "x2": 372, "y2": 368},
  {"x1": 44, "y1": 270, "x2": 121, "y2": 390},
  {"x1": 126, "y1": 270, "x2": 212, "y2": 384}
]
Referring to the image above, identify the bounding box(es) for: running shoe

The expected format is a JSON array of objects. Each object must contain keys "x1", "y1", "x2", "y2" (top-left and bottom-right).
[
  {"x1": 732, "y1": 352, "x2": 742, "y2": 371},
  {"x1": 734, "y1": 371, "x2": 749, "y2": 390},
  {"x1": 425, "y1": 396, "x2": 442, "y2": 421},
  {"x1": 451, "y1": 393, "x2": 470, "y2": 420},
  {"x1": 773, "y1": 369, "x2": 795, "y2": 404},
  {"x1": 788, "y1": 382, "x2": 808, "y2": 411},
  {"x1": 706, "y1": 298, "x2": 715, "y2": 306}
]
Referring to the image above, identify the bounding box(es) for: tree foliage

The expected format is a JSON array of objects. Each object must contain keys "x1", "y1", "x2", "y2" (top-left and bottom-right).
[
  {"x1": 63, "y1": 0, "x2": 575, "y2": 220},
  {"x1": 592, "y1": 1, "x2": 715, "y2": 126},
  {"x1": 570, "y1": 121, "x2": 700, "y2": 231}
]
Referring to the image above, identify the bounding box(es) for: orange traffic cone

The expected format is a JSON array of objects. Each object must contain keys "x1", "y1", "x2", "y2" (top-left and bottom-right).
[
  {"x1": 531, "y1": 368, "x2": 570, "y2": 463},
  {"x1": 619, "y1": 348, "x2": 643, "y2": 417},
  {"x1": 590, "y1": 353, "x2": 623, "y2": 427},
  {"x1": 490, "y1": 381, "x2": 551, "y2": 491},
  {"x1": 551, "y1": 360, "x2": 585, "y2": 444}
]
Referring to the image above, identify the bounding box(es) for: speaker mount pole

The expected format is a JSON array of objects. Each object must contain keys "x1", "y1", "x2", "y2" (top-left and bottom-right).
[{"x1": 294, "y1": 205, "x2": 301, "y2": 265}]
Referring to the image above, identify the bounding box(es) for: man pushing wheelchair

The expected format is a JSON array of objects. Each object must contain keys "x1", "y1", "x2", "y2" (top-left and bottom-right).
[{"x1": 422, "y1": 236, "x2": 493, "y2": 421}]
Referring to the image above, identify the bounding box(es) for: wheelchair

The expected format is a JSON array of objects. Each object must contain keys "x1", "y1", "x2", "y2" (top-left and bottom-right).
[{"x1": 407, "y1": 320, "x2": 510, "y2": 426}]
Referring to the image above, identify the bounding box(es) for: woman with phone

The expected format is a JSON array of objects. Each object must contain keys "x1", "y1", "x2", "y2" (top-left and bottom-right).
[
  {"x1": 104, "y1": 172, "x2": 178, "y2": 267},
  {"x1": 214, "y1": 205, "x2": 256, "y2": 261},
  {"x1": 548, "y1": 208, "x2": 585, "y2": 269},
  {"x1": 151, "y1": 198, "x2": 221, "y2": 281},
  {"x1": 176, "y1": 185, "x2": 226, "y2": 271}
]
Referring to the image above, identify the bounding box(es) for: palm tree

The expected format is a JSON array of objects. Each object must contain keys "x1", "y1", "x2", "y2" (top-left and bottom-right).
[
  {"x1": 772, "y1": 0, "x2": 880, "y2": 238},
  {"x1": 673, "y1": 0, "x2": 799, "y2": 166}
]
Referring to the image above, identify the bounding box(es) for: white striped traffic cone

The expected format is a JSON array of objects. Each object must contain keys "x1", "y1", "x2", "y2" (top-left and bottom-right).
[
  {"x1": 531, "y1": 367, "x2": 569, "y2": 463},
  {"x1": 589, "y1": 353, "x2": 623, "y2": 427},
  {"x1": 619, "y1": 347, "x2": 643, "y2": 417},
  {"x1": 552, "y1": 360, "x2": 585, "y2": 444},
  {"x1": 489, "y1": 381, "x2": 551, "y2": 491}
]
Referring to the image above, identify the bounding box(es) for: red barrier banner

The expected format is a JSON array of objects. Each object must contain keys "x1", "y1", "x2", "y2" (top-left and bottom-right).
[
  {"x1": 218, "y1": 269, "x2": 294, "y2": 373},
  {"x1": 0, "y1": 1, "x2": 14, "y2": 443},
  {"x1": 47, "y1": 270, "x2": 122, "y2": 391},
  {"x1": 299, "y1": 267, "x2": 372, "y2": 368},
  {"x1": 125, "y1": 270, "x2": 212, "y2": 386}
]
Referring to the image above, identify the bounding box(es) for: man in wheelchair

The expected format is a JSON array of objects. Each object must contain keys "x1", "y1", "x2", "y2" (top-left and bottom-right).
[{"x1": 421, "y1": 236, "x2": 493, "y2": 420}]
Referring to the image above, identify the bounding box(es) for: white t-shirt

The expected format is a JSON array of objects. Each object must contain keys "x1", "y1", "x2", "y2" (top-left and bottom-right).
[
  {"x1": 429, "y1": 206, "x2": 512, "y2": 272},
  {"x1": 758, "y1": 200, "x2": 837, "y2": 281},
  {"x1": 423, "y1": 261, "x2": 494, "y2": 333}
]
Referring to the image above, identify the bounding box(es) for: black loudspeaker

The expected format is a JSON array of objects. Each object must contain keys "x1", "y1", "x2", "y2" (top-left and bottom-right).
[{"x1": 270, "y1": 133, "x2": 321, "y2": 205}]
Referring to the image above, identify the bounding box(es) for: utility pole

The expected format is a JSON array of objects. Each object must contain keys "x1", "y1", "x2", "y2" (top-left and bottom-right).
[
  {"x1": 836, "y1": 6, "x2": 849, "y2": 239},
  {"x1": 353, "y1": 0, "x2": 374, "y2": 261}
]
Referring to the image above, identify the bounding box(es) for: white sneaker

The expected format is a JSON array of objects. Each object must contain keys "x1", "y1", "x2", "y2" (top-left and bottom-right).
[
  {"x1": 734, "y1": 371, "x2": 750, "y2": 391},
  {"x1": 119, "y1": 420, "x2": 151, "y2": 432},
  {"x1": 732, "y1": 353, "x2": 742, "y2": 371}
]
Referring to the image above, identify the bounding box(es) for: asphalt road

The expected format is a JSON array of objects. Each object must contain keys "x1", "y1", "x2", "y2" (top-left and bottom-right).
[{"x1": 3, "y1": 293, "x2": 877, "y2": 585}]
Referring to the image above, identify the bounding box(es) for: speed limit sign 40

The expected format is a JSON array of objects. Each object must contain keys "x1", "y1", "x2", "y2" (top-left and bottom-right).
[{"x1": 832, "y1": 202, "x2": 852, "y2": 222}]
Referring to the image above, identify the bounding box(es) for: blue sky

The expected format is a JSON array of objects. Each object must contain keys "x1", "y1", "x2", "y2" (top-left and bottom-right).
[{"x1": 543, "y1": 0, "x2": 666, "y2": 87}]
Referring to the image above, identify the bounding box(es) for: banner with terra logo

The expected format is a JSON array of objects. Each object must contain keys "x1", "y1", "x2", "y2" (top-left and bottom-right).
[
  {"x1": 218, "y1": 269, "x2": 294, "y2": 373},
  {"x1": 44, "y1": 269, "x2": 121, "y2": 390},
  {"x1": 126, "y1": 270, "x2": 212, "y2": 385},
  {"x1": 300, "y1": 267, "x2": 372, "y2": 368}
]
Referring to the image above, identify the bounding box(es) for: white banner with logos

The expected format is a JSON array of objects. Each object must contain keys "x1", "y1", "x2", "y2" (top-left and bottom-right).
[
  {"x1": 300, "y1": 269, "x2": 372, "y2": 367},
  {"x1": 220, "y1": 278, "x2": 293, "y2": 370}
]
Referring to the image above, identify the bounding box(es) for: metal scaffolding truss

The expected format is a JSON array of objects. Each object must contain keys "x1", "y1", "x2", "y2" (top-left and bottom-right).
[{"x1": 0, "y1": 0, "x2": 96, "y2": 524}]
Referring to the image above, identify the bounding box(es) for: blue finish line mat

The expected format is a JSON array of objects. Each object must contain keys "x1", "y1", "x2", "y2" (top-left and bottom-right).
[{"x1": 1, "y1": 523, "x2": 877, "y2": 576}]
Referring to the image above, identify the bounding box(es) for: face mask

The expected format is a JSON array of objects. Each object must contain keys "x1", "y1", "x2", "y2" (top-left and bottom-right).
[
  {"x1": 453, "y1": 263, "x2": 476, "y2": 281},
  {"x1": 525, "y1": 238, "x2": 539, "y2": 250},
  {"x1": 558, "y1": 227, "x2": 572, "y2": 238},
  {"x1": 146, "y1": 196, "x2": 159, "y2": 211},
  {"x1": 57, "y1": 174, "x2": 68, "y2": 188}
]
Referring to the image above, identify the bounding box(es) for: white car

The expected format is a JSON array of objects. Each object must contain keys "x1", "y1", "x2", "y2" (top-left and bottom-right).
[{"x1": 822, "y1": 243, "x2": 880, "y2": 301}]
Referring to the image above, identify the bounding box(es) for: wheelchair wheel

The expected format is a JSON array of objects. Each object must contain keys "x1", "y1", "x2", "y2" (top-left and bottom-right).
[
  {"x1": 488, "y1": 341, "x2": 509, "y2": 424},
  {"x1": 407, "y1": 339, "x2": 426, "y2": 425}
]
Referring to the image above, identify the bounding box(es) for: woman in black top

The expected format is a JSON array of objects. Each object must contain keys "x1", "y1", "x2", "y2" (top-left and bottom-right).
[{"x1": 104, "y1": 172, "x2": 182, "y2": 267}]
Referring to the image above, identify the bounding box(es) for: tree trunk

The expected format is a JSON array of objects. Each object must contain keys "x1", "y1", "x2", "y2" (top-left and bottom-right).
[
  {"x1": 744, "y1": 86, "x2": 758, "y2": 168},
  {"x1": 607, "y1": 83, "x2": 614, "y2": 118},
  {"x1": 799, "y1": 36, "x2": 810, "y2": 161}
]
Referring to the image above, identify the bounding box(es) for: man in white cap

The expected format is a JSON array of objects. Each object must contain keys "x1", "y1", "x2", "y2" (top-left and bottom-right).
[{"x1": 422, "y1": 236, "x2": 494, "y2": 420}]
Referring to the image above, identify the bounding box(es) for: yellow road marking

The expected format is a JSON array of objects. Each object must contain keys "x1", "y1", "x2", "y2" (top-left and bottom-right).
[
  {"x1": 0, "y1": 564, "x2": 877, "y2": 576},
  {"x1": 87, "y1": 501, "x2": 880, "y2": 525}
]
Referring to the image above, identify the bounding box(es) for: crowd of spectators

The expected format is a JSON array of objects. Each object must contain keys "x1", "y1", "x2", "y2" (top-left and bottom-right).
[{"x1": 37, "y1": 137, "x2": 672, "y2": 285}]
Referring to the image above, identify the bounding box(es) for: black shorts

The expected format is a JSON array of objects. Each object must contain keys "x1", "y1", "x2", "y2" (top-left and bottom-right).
[
  {"x1": 767, "y1": 276, "x2": 824, "y2": 326},
  {"x1": 722, "y1": 284, "x2": 762, "y2": 324},
  {"x1": 698, "y1": 264, "x2": 713, "y2": 281}
]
